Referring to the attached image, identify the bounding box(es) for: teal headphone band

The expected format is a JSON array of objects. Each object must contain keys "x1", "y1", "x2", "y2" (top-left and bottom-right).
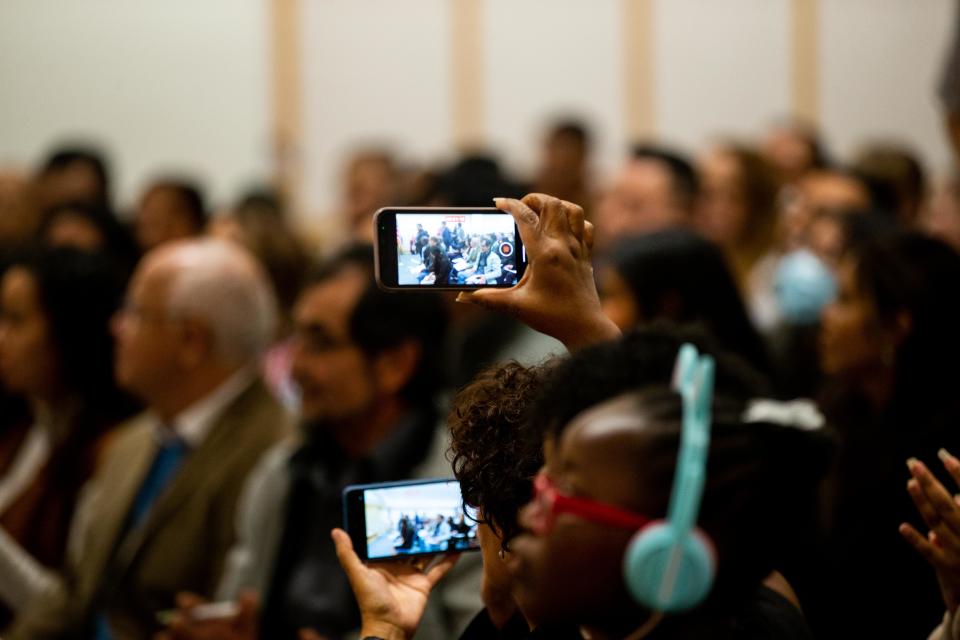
[{"x1": 623, "y1": 343, "x2": 717, "y2": 613}]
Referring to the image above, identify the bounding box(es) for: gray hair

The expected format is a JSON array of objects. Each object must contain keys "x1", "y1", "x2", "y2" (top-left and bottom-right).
[{"x1": 162, "y1": 238, "x2": 277, "y2": 365}]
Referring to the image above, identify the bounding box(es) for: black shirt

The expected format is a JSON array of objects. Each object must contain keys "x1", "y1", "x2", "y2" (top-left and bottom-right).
[{"x1": 259, "y1": 407, "x2": 437, "y2": 640}]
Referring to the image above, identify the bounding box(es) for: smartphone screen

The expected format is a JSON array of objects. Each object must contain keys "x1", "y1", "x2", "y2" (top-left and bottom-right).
[
  {"x1": 374, "y1": 207, "x2": 526, "y2": 290},
  {"x1": 342, "y1": 478, "x2": 481, "y2": 562}
]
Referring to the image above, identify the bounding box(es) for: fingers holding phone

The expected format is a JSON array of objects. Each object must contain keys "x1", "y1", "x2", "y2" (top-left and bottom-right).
[
  {"x1": 459, "y1": 194, "x2": 620, "y2": 351},
  {"x1": 331, "y1": 527, "x2": 459, "y2": 640}
]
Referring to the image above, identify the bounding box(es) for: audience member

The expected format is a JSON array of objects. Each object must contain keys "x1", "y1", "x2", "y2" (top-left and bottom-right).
[
  {"x1": 923, "y1": 172, "x2": 960, "y2": 253},
  {"x1": 446, "y1": 361, "x2": 568, "y2": 638},
  {"x1": 531, "y1": 119, "x2": 594, "y2": 216},
  {"x1": 210, "y1": 189, "x2": 310, "y2": 335},
  {"x1": 162, "y1": 245, "x2": 476, "y2": 640},
  {"x1": 852, "y1": 143, "x2": 927, "y2": 227},
  {"x1": 761, "y1": 119, "x2": 829, "y2": 186},
  {"x1": 456, "y1": 238, "x2": 502, "y2": 285},
  {"x1": 6, "y1": 238, "x2": 290, "y2": 639},
  {"x1": 338, "y1": 149, "x2": 398, "y2": 244},
  {"x1": 210, "y1": 190, "x2": 312, "y2": 407},
  {"x1": 804, "y1": 232, "x2": 960, "y2": 639},
  {"x1": 0, "y1": 247, "x2": 138, "y2": 623},
  {"x1": 33, "y1": 146, "x2": 111, "y2": 212},
  {"x1": 430, "y1": 155, "x2": 525, "y2": 207},
  {"x1": 593, "y1": 145, "x2": 699, "y2": 253},
  {"x1": 767, "y1": 210, "x2": 893, "y2": 399},
  {"x1": 37, "y1": 202, "x2": 139, "y2": 278},
  {"x1": 599, "y1": 229, "x2": 773, "y2": 380},
  {"x1": 779, "y1": 167, "x2": 874, "y2": 252},
  {"x1": 334, "y1": 328, "x2": 829, "y2": 639},
  {"x1": 0, "y1": 172, "x2": 37, "y2": 251},
  {"x1": 695, "y1": 144, "x2": 781, "y2": 330},
  {"x1": 134, "y1": 179, "x2": 207, "y2": 253}
]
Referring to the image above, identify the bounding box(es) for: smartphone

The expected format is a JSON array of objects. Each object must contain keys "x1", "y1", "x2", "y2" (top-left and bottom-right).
[
  {"x1": 374, "y1": 207, "x2": 526, "y2": 290},
  {"x1": 156, "y1": 601, "x2": 240, "y2": 626},
  {"x1": 342, "y1": 478, "x2": 481, "y2": 562}
]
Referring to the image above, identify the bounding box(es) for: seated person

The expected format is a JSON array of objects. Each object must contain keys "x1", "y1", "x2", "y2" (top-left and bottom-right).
[
  {"x1": 334, "y1": 330, "x2": 827, "y2": 639},
  {"x1": 419, "y1": 245, "x2": 452, "y2": 285},
  {"x1": 462, "y1": 236, "x2": 480, "y2": 264},
  {"x1": 456, "y1": 239, "x2": 502, "y2": 285},
  {"x1": 333, "y1": 194, "x2": 827, "y2": 639},
  {"x1": 0, "y1": 248, "x2": 139, "y2": 623}
]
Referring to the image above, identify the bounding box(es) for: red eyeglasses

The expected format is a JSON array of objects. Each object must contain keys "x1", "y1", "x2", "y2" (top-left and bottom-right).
[{"x1": 526, "y1": 473, "x2": 652, "y2": 536}]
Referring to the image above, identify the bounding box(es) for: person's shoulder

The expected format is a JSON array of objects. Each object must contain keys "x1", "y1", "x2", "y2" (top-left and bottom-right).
[
  {"x1": 733, "y1": 583, "x2": 815, "y2": 640},
  {"x1": 98, "y1": 411, "x2": 154, "y2": 456},
  {"x1": 229, "y1": 376, "x2": 295, "y2": 437}
]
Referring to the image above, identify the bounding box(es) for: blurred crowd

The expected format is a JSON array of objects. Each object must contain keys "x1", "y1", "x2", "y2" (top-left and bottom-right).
[{"x1": 3, "y1": 42, "x2": 960, "y2": 640}]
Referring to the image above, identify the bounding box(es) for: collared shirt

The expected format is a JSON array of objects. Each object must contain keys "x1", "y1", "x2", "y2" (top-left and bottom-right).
[
  {"x1": 259, "y1": 406, "x2": 438, "y2": 640},
  {"x1": 155, "y1": 366, "x2": 257, "y2": 448}
]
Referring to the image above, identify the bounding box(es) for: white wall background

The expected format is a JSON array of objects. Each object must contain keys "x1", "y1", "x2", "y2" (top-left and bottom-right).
[
  {"x1": 655, "y1": 0, "x2": 792, "y2": 154},
  {"x1": 0, "y1": 0, "x2": 271, "y2": 213},
  {"x1": 300, "y1": 0, "x2": 452, "y2": 217},
  {"x1": 819, "y1": 0, "x2": 954, "y2": 166},
  {"x1": 0, "y1": 0, "x2": 955, "y2": 219}
]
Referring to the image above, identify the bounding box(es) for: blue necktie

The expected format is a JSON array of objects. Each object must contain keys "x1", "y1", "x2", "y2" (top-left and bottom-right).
[
  {"x1": 126, "y1": 435, "x2": 188, "y2": 530},
  {"x1": 94, "y1": 433, "x2": 188, "y2": 640}
]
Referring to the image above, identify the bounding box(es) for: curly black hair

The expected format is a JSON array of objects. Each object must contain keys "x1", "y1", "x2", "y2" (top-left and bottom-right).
[
  {"x1": 527, "y1": 324, "x2": 834, "y2": 611},
  {"x1": 447, "y1": 360, "x2": 553, "y2": 550}
]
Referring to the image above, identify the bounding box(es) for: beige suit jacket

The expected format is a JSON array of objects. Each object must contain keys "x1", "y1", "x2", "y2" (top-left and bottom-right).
[{"x1": 6, "y1": 378, "x2": 290, "y2": 640}]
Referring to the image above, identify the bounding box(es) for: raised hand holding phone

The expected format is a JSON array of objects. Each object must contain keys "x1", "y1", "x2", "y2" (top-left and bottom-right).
[
  {"x1": 458, "y1": 194, "x2": 621, "y2": 351},
  {"x1": 331, "y1": 528, "x2": 459, "y2": 640}
]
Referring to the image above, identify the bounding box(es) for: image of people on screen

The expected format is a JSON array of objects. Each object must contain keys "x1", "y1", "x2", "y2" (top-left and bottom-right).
[
  {"x1": 395, "y1": 213, "x2": 519, "y2": 286},
  {"x1": 362, "y1": 482, "x2": 479, "y2": 559}
]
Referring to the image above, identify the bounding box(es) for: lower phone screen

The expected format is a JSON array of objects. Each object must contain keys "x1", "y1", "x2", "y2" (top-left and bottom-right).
[
  {"x1": 396, "y1": 213, "x2": 520, "y2": 287},
  {"x1": 363, "y1": 480, "x2": 480, "y2": 559}
]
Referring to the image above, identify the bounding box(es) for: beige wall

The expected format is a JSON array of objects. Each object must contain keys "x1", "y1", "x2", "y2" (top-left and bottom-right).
[
  {"x1": 0, "y1": 0, "x2": 270, "y2": 211},
  {"x1": 0, "y1": 0, "x2": 954, "y2": 219}
]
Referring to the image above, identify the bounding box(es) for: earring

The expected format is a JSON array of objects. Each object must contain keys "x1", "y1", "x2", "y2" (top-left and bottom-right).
[{"x1": 498, "y1": 548, "x2": 506, "y2": 560}]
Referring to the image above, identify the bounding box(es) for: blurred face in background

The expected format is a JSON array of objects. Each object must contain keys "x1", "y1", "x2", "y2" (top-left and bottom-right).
[
  {"x1": 781, "y1": 171, "x2": 870, "y2": 251},
  {"x1": 922, "y1": 177, "x2": 960, "y2": 253},
  {"x1": 36, "y1": 161, "x2": 104, "y2": 210},
  {"x1": 806, "y1": 213, "x2": 847, "y2": 271},
  {"x1": 344, "y1": 154, "x2": 395, "y2": 242},
  {"x1": 0, "y1": 267, "x2": 59, "y2": 400},
  {"x1": 541, "y1": 131, "x2": 587, "y2": 184},
  {"x1": 819, "y1": 257, "x2": 899, "y2": 378},
  {"x1": 0, "y1": 172, "x2": 37, "y2": 244},
  {"x1": 290, "y1": 269, "x2": 376, "y2": 425},
  {"x1": 696, "y1": 149, "x2": 747, "y2": 249},
  {"x1": 599, "y1": 267, "x2": 639, "y2": 331},
  {"x1": 594, "y1": 159, "x2": 685, "y2": 250},
  {"x1": 43, "y1": 209, "x2": 105, "y2": 252},
  {"x1": 762, "y1": 124, "x2": 818, "y2": 185},
  {"x1": 136, "y1": 186, "x2": 200, "y2": 252},
  {"x1": 112, "y1": 257, "x2": 183, "y2": 401}
]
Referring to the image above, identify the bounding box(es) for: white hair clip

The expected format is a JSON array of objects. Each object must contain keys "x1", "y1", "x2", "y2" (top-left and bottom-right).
[{"x1": 742, "y1": 399, "x2": 825, "y2": 431}]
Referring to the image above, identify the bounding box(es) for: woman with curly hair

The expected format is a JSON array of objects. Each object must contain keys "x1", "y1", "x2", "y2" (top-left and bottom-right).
[{"x1": 447, "y1": 360, "x2": 566, "y2": 638}]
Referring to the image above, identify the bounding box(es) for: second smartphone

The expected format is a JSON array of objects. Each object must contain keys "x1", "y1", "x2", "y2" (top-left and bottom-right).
[
  {"x1": 374, "y1": 207, "x2": 527, "y2": 291},
  {"x1": 342, "y1": 478, "x2": 481, "y2": 562}
]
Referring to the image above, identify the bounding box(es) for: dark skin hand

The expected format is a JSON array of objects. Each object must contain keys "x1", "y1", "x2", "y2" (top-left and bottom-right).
[
  {"x1": 457, "y1": 193, "x2": 621, "y2": 352},
  {"x1": 330, "y1": 527, "x2": 460, "y2": 640},
  {"x1": 901, "y1": 451, "x2": 960, "y2": 614}
]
